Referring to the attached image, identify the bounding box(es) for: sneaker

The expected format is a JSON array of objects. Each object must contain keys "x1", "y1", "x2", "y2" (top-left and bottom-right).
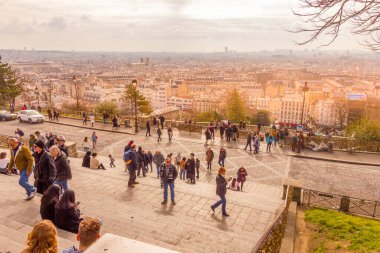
[
  {"x1": 211, "y1": 206, "x2": 215, "y2": 212},
  {"x1": 133, "y1": 182, "x2": 139, "y2": 184},
  {"x1": 128, "y1": 184, "x2": 135, "y2": 188},
  {"x1": 222, "y1": 213, "x2": 230, "y2": 217},
  {"x1": 25, "y1": 191, "x2": 36, "y2": 200},
  {"x1": 171, "y1": 201, "x2": 176, "y2": 205},
  {"x1": 161, "y1": 200, "x2": 167, "y2": 205}
]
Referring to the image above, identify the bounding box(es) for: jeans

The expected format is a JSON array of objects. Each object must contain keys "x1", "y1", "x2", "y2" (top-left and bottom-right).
[
  {"x1": 128, "y1": 168, "x2": 136, "y2": 186},
  {"x1": 218, "y1": 158, "x2": 225, "y2": 167},
  {"x1": 163, "y1": 181, "x2": 175, "y2": 202},
  {"x1": 207, "y1": 161, "x2": 212, "y2": 170},
  {"x1": 156, "y1": 164, "x2": 160, "y2": 177},
  {"x1": 211, "y1": 194, "x2": 227, "y2": 215},
  {"x1": 244, "y1": 142, "x2": 252, "y2": 151},
  {"x1": 267, "y1": 143, "x2": 272, "y2": 152},
  {"x1": 19, "y1": 170, "x2": 35, "y2": 195},
  {"x1": 180, "y1": 169, "x2": 186, "y2": 179},
  {"x1": 54, "y1": 180, "x2": 68, "y2": 191}
]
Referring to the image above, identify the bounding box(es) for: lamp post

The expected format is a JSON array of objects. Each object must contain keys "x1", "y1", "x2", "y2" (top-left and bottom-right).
[
  {"x1": 35, "y1": 87, "x2": 40, "y2": 107},
  {"x1": 72, "y1": 75, "x2": 79, "y2": 109},
  {"x1": 131, "y1": 79, "x2": 138, "y2": 133},
  {"x1": 300, "y1": 82, "x2": 309, "y2": 125}
]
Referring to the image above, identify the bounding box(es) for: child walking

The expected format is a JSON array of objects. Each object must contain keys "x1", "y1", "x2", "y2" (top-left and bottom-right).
[{"x1": 109, "y1": 154, "x2": 116, "y2": 168}]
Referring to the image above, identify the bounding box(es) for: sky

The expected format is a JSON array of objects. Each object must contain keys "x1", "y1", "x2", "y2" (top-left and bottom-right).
[{"x1": 0, "y1": 0, "x2": 362, "y2": 52}]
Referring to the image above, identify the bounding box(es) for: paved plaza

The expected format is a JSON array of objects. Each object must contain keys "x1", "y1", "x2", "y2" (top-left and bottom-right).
[{"x1": 0, "y1": 119, "x2": 379, "y2": 252}]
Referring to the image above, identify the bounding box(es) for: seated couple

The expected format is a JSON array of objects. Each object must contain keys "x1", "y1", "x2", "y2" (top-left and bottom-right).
[{"x1": 82, "y1": 151, "x2": 106, "y2": 170}]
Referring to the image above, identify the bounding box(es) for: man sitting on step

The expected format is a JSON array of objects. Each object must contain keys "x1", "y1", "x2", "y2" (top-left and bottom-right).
[{"x1": 62, "y1": 217, "x2": 102, "y2": 253}]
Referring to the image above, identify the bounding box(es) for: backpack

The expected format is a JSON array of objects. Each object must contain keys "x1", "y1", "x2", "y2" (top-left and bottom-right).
[
  {"x1": 18, "y1": 130, "x2": 24, "y2": 137},
  {"x1": 124, "y1": 150, "x2": 132, "y2": 165}
]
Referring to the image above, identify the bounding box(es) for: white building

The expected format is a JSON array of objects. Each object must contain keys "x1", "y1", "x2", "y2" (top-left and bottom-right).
[
  {"x1": 278, "y1": 96, "x2": 305, "y2": 125},
  {"x1": 314, "y1": 99, "x2": 340, "y2": 126},
  {"x1": 166, "y1": 96, "x2": 193, "y2": 110}
]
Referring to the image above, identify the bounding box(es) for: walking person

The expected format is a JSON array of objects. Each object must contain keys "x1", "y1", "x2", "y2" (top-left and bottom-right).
[
  {"x1": 109, "y1": 154, "x2": 116, "y2": 168},
  {"x1": 137, "y1": 146, "x2": 145, "y2": 177},
  {"x1": 82, "y1": 112, "x2": 88, "y2": 125},
  {"x1": 219, "y1": 121, "x2": 225, "y2": 139},
  {"x1": 53, "y1": 109, "x2": 59, "y2": 122},
  {"x1": 33, "y1": 140, "x2": 57, "y2": 195},
  {"x1": 218, "y1": 147, "x2": 227, "y2": 167},
  {"x1": 209, "y1": 122, "x2": 215, "y2": 139},
  {"x1": 167, "y1": 125, "x2": 173, "y2": 141},
  {"x1": 159, "y1": 115, "x2": 165, "y2": 129},
  {"x1": 112, "y1": 116, "x2": 118, "y2": 129},
  {"x1": 50, "y1": 145, "x2": 72, "y2": 192},
  {"x1": 195, "y1": 157, "x2": 200, "y2": 179},
  {"x1": 179, "y1": 157, "x2": 186, "y2": 180},
  {"x1": 204, "y1": 128, "x2": 212, "y2": 147},
  {"x1": 232, "y1": 124, "x2": 238, "y2": 141},
  {"x1": 205, "y1": 147, "x2": 214, "y2": 172},
  {"x1": 292, "y1": 133, "x2": 297, "y2": 152},
  {"x1": 226, "y1": 125, "x2": 232, "y2": 142},
  {"x1": 279, "y1": 130, "x2": 285, "y2": 148},
  {"x1": 147, "y1": 151, "x2": 153, "y2": 172},
  {"x1": 124, "y1": 144, "x2": 139, "y2": 187},
  {"x1": 90, "y1": 113, "x2": 95, "y2": 127},
  {"x1": 160, "y1": 157, "x2": 178, "y2": 205},
  {"x1": 146, "y1": 120, "x2": 151, "y2": 136},
  {"x1": 254, "y1": 135, "x2": 260, "y2": 154},
  {"x1": 8, "y1": 137, "x2": 36, "y2": 200},
  {"x1": 82, "y1": 137, "x2": 90, "y2": 152},
  {"x1": 153, "y1": 117, "x2": 157, "y2": 128},
  {"x1": 29, "y1": 134, "x2": 37, "y2": 152},
  {"x1": 210, "y1": 167, "x2": 232, "y2": 217},
  {"x1": 237, "y1": 167, "x2": 248, "y2": 191},
  {"x1": 175, "y1": 152, "x2": 181, "y2": 170},
  {"x1": 244, "y1": 131, "x2": 253, "y2": 151},
  {"x1": 157, "y1": 127, "x2": 162, "y2": 142},
  {"x1": 266, "y1": 135, "x2": 273, "y2": 153},
  {"x1": 187, "y1": 153, "x2": 196, "y2": 184},
  {"x1": 47, "y1": 108, "x2": 53, "y2": 120},
  {"x1": 153, "y1": 151, "x2": 165, "y2": 178},
  {"x1": 91, "y1": 132, "x2": 97, "y2": 149}
]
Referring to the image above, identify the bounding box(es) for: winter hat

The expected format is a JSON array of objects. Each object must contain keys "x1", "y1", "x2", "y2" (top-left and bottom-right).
[{"x1": 34, "y1": 140, "x2": 45, "y2": 149}]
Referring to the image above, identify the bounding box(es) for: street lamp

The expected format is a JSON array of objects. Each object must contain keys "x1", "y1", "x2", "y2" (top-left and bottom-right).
[
  {"x1": 300, "y1": 82, "x2": 309, "y2": 125},
  {"x1": 35, "y1": 87, "x2": 40, "y2": 107},
  {"x1": 72, "y1": 75, "x2": 79, "y2": 109},
  {"x1": 131, "y1": 79, "x2": 138, "y2": 133}
]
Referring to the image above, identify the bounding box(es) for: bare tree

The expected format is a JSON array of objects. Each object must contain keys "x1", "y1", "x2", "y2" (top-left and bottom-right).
[
  {"x1": 293, "y1": 0, "x2": 380, "y2": 51},
  {"x1": 335, "y1": 98, "x2": 348, "y2": 128}
]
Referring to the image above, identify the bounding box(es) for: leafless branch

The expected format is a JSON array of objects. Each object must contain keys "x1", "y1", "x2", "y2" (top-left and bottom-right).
[{"x1": 292, "y1": 0, "x2": 380, "y2": 51}]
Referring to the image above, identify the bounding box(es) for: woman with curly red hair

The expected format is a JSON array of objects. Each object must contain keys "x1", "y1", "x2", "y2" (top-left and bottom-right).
[{"x1": 21, "y1": 220, "x2": 58, "y2": 253}]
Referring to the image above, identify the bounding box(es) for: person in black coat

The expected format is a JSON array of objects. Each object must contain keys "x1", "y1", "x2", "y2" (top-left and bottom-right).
[
  {"x1": 137, "y1": 147, "x2": 145, "y2": 177},
  {"x1": 82, "y1": 151, "x2": 92, "y2": 168},
  {"x1": 211, "y1": 167, "x2": 232, "y2": 217},
  {"x1": 50, "y1": 145, "x2": 72, "y2": 192},
  {"x1": 33, "y1": 140, "x2": 57, "y2": 194},
  {"x1": 146, "y1": 121, "x2": 151, "y2": 136},
  {"x1": 186, "y1": 154, "x2": 196, "y2": 184},
  {"x1": 40, "y1": 184, "x2": 61, "y2": 222},
  {"x1": 55, "y1": 189, "x2": 82, "y2": 233},
  {"x1": 147, "y1": 151, "x2": 153, "y2": 172},
  {"x1": 226, "y1": 126, "x2": 232, "y2": 142}
]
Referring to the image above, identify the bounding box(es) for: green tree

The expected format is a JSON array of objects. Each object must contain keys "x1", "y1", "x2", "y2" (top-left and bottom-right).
[
  {"x1": 226, "y1": 89, "x2": 246, "y2": 122},
  {"x1": 346, "y1": 117, "x2": 380, "y2": 141},
  {"x1": 249, "y1": 110, "x2": 271, "y2": 126},
  {"x1": 96, "y1": 100, "x2": 118, "y2": 115},
  {"x1": 124, "y1": 83, "x2": 152, "y2": 115},
  {"x1": 194, "y1": 111, "x2": 225, "y2": 122},
  {"x1": 0, "y1": 56, "x2": 24, "y2": 107}
]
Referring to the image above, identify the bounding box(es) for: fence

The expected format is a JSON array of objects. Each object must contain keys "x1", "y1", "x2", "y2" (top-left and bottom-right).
[
  {"x1": 303, "y1": 189, "x2": 380, "y2": 219},
  {"x1": 251, "y1": 186, "x2": 294, "y2": 253}
]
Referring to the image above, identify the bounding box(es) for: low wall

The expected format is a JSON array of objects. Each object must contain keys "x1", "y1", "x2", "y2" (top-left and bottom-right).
[{"x1": 0, "y1": 134, "x2": 77, "y2": 157}]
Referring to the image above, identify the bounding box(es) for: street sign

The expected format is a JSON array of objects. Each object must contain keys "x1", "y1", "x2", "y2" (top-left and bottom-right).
[{"x1": 297, "y1": 125, "x2": 303, "y2": 132}]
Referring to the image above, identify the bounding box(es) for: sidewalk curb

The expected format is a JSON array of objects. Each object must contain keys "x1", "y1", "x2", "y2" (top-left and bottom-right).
[
  {"x1": 288, "y1": 153, "x2": 380, "y2": 167},
  {"x1": 44, "y1": 120, "x2": 135, "y2": 135}
]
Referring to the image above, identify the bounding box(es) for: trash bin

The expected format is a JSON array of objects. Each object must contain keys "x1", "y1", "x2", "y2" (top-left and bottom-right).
[
  {"x1": 340, "y1": 196, "x2": 350, "y2": 212},
  {"x1": 125, "y1": 119, "x2": 130, "y2": 128}
]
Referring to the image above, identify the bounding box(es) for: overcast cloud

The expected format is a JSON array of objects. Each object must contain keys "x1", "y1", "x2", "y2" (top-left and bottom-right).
[{"x1": 0, "y1": 0, "x2": 360, "y2": 52}]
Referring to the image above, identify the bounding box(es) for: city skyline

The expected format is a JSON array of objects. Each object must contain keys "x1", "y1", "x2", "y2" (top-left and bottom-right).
[{"x1": 0, "y1": 0, "x2": 365, "y2": 52}]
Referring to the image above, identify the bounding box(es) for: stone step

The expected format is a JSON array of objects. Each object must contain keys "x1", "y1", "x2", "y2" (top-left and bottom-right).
[{"x1": 0, "y1": 234, "x2": 24, "y2": 253}]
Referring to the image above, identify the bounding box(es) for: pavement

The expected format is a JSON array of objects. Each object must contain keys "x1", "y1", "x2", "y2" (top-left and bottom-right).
[{"x1": 0, "y1": 118, "x2": 379, "y2": 252}]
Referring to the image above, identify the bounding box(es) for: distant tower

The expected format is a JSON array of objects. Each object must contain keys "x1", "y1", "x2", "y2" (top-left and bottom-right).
[
  {"x1": 140, "y1": 58, "x2": 144, "y2": 63},
  {"x1": 145, "y1": 58, "x2": 149, "y2": 64},
  {"x1": 224, "y1": 47, "x2": 228, "y2": 54}
]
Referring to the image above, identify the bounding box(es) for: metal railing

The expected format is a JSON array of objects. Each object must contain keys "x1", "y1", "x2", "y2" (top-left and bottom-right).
[{"x1": 303, "y1": 189, "x2": 380, "y2": 219}]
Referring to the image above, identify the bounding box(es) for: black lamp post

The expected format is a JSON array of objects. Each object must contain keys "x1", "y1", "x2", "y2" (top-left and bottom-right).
[
  {"x1": 132, "y1": 79, "x2": 138, "y2": 133},
  {"x1": 72, "y1": 75, "x2": 79, "y2": 109},
  {"x1": 35, "y1": 87, "x2": 40, "y2": 107},
  {"x1": 300, "y1": 82, "x2": 309, "y2": 125}
]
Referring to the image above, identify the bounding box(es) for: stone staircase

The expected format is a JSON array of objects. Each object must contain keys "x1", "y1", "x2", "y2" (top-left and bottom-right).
[{"x1": 0, "y1": 153, "x2": 284, "y2": 253}]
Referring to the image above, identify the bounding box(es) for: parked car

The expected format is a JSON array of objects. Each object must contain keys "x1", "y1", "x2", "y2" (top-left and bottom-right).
[
  {"x1": 18, "y1": 110, "x2": 45, "y2": 123},
  {"x1": 0, "y1": 110, "x2": 17, "y2": 121}
]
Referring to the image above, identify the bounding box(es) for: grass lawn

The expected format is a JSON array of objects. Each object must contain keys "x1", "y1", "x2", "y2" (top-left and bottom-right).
[{"x1": 304, "y1": 208, "x2": 380, "y2": 253}]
